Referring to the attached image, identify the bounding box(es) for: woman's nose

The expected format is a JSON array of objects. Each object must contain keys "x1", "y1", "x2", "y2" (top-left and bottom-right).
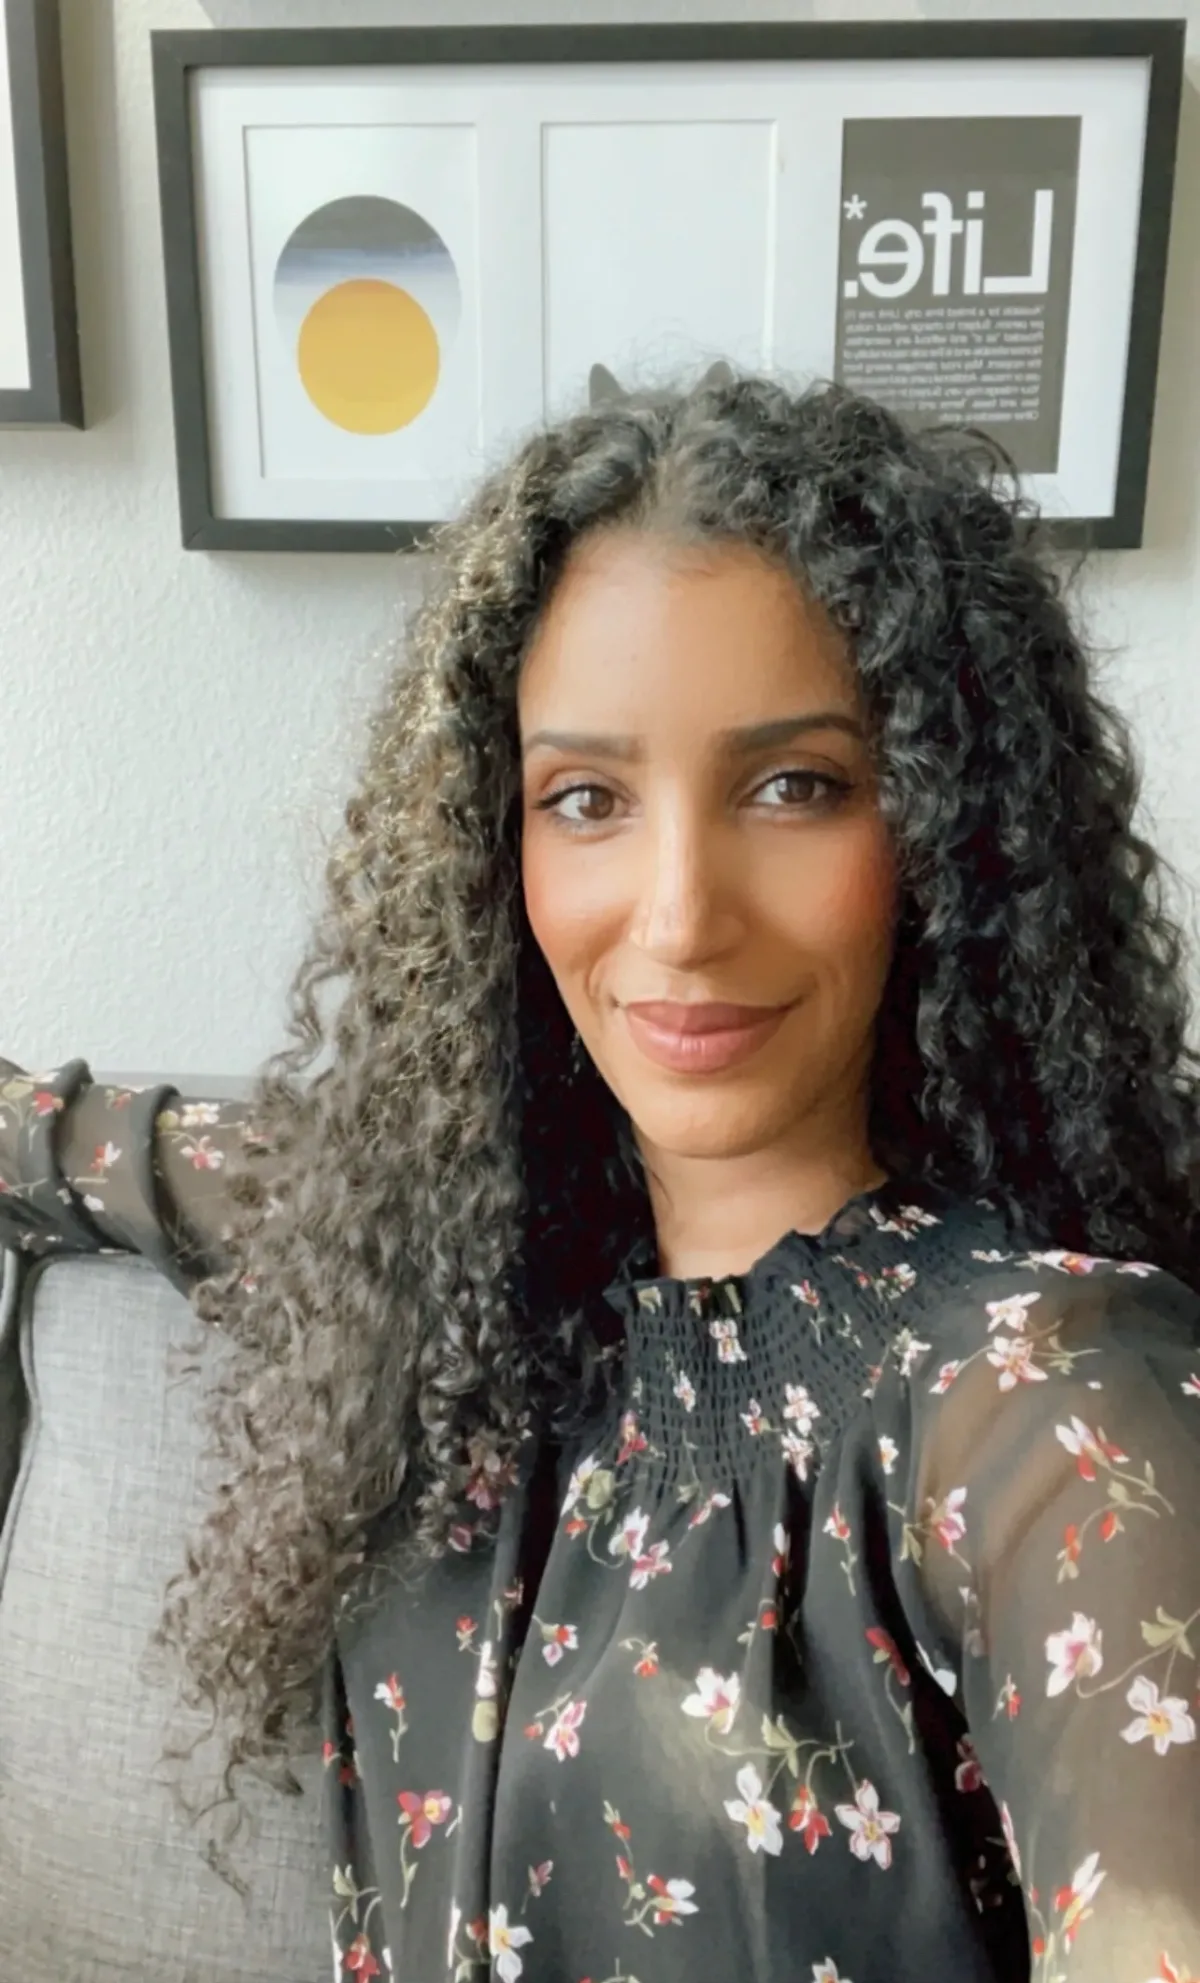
[{"x1": 627, "y1": 809, "x2": 739, "y2": 967}]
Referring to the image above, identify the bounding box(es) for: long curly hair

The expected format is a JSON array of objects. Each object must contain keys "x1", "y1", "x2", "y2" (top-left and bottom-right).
[{"x1": 155, "y1": 369, "x2": 1200, "y2": 1833}]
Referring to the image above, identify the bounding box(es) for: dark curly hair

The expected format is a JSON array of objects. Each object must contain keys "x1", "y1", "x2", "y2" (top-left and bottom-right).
[{"x1": 154, "y1": 369, "x2": 1200, "y2": 1844}]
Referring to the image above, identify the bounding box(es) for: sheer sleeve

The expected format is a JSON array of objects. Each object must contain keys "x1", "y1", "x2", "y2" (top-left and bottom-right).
[
  {"x1": 323, "y1": 1650, "x2": 390, "y2": 1983},
  {"x1": 0, "y1": 1055, "x2": 267, "y2": 1292},
  {"x1": 881, "y1": 1255, "x2": 1200, "y2": 1983}
]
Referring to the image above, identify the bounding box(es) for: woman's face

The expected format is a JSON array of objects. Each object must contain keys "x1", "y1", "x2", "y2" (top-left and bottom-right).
[{"x1": 518, "y1": 531, "x2": 897, "y2": 1164}]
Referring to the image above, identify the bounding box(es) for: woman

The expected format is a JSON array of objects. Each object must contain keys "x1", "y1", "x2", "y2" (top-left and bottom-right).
[{"x1": 2, "y1": 373, "x2": 1198, "y2": 1983}]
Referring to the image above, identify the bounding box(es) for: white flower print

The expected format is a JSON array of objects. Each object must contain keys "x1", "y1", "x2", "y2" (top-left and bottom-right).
[
  {"x1": 986, "y1": 1334, "x2": 1048, "y2": 1391},
  {"x1": 782, "y1": 1431, "x2": 814, "y2": 1482},
  {"x1": 783, "y1": 1383, "x2": 820, "y2": 1433},
  {"x1": 681, "y1": 1667, "x2": 741, "y2": 1735},
  {"x1": 792, "y1": 1280, "x2": 821, "y2": 1308},
  {"x1": 971, "y1": 1249, "x2": 1011, "y2": 1263},
  {"x1": 541, "y1": 1624, "x2": 578, "y2": 1668},
  {"x1": 1046, "y1": 1613, "x2": 1103, "y2": 1695},
  {"x1": 710, "y1": 1318, "x2": 748, "y2": 1364},
  {"x1": 813, "y1": 1965, "x2": 853, "y2": 1983},
  {"x1": 1182, "y1": 1374, "x2": 1200, "y2": 1400},
  {"x1": 488, "y1": 1906, "x2": 533, "y2": 1983},
  {"x1": 609, "y1": 1508, "x2": 650, "y2": 1562},
  {"x1": 544, "y1": 1699, "x2": 586, "y2": 1761},
  {"x1": 1057, "y1": 1852, "x2": 1105, "y2": 1947},
  {"x1": 179, "y1": 1101, "x2": 221, "y2": 1128},
  {"x1": 877, "y1": 1435, "x2": 899, "y2": 1474},
  {"x1": 629, "y1": 1540, "x2": 672, "y2": 1590},
  {"x1": 917, "y1": 1643, "x2": 957, "y2": 1696},
  {"x1": 742, "y1": 1400, "x2": 767, "y2": 1435},
  {"x1": 895, "y1": 1333, "x2": 930, "y2": 1378},
  {"x1": 688, "y1": 1490, "x2": 732, "y2": 1529},
  {"x1": 561, "y1": 1454, "x2": 597, "y2": 1515},
  {"x1": 646, "y1": 1876, "x2": 699, "y2": 1923},
  {"x1": 472, "y1": 1642, "x2": 500, "y2": 1700},
  {"x1": 673, "y1": 1370, "x2": 697, "y2": 1413},
  {"x1": 985, "y1": 1291, "x2": 1041, "y2": 1332},
  {"x1": 724, "y1": 1765, "x2": 784, "y2": 1856},
  {"x1": 1120, "y1": 1676, "x2": 1197, "y2": 1755},
  {"x1": 1115, "y1": 1261, "x2": 1156, "y2": 1276},
  {"x1": 835, "y1": 1782, "x2": 901, "y2": 1868},
  {"x1": 1026, "y1": 1249, "x2": 1103, "y2": 1275},
  {"x1": 771, "y1": 1522, "x2": 790, "y2": 1578}
]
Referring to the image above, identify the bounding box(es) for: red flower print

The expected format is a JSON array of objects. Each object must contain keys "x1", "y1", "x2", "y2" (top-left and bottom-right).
[
  {"x1": 456, "y1": 1615, "x2": 477, "y2": 1640},
  {"x1": 824, "y1": 1505, "x2": 852, "y2": 1542},
  {"x1": 788, "y1": 1786, "x2": 831, "y2": 1854},
  {"x1": 1061, "y1": 1524, "x2": 1082, "y2": 1570},
  {"x1": 616, "y1": 1854, "x2": 632, "y2": 1882},
  {"x1": 322, "y1": 1740, "x2": 337, "y2": 1766},
  {"x1": 343, "y1": 1934, "x2": 381, "y2": 1976},
  {"x1": 606, "y1": 1810, "x2": 631, "y2": 1842},
  {"x1": 616, "y1": 1411, "x2": 648, "y2": 1464},
  {"x1": 954, "y1": 1737, "x2": 983, "y2": 1792},
  {"x1": 635, "y1": 1649, "x2": 659, "y2": 1677},
  {"x1": 523, "y1": 1722, "x2": 544, "y2": 1741},
  {"x1": 564, "y1": 1516, "x2": 588, "y2": 1538},
  {"x1": 931, "y1": 1360, "x2": 962, "y2": 1394},
  {"x1": 629, "y1": 1541, "x2": 672, "y2": 1590},
  {"x1": 447, "y1": 1523, "x2": 474, "y2": 1553},
  {"x1": 184, "y1": 1136, "x2": 225, "y2": 1172},
  {"x1": 1153, "y1": 1957, "x2": 1200, "y2": 1983},
  {"x1": 1054, "y1": 1415, "x2": 1129, "y2": 1480},
  {"x1": 542, "y1": 1622, "x2": 578, "y2": 1666},
  {"x1": 1100, "y1": 1509, "x2": 1121, "y2": 1542},
  {"x1": 397, "y1": 1789, "x2": 452, "y2": 1847},
  {"x1": 760, "y1": 1605, "x2": 778, "y2": 1631},
  {"x1": 33, "y1": 1090, "x2": 62, "y2": 1116},
  {"x1": 926, "y1": 1487, "x2": 968, "y2": 1549},
  {"x1": 866, "y1": 1628, "x2": 910, "y2": 1687},
  {"x1": 996, "y1": 1675, "x2": 1021, "y2": 1720}
]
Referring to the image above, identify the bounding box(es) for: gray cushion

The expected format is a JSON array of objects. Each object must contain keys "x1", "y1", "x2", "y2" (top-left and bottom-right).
[{"x1": 0, "y1": 1254, "x2": 330, "y2": 1982}]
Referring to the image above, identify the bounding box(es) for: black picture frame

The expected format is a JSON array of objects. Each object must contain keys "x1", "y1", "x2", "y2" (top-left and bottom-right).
[
  {"x1": 152, "y1": 19, "x2": 1184, "y2": 554},
  {"x1": 0, "y1": 0, "x2": 82, "y2": 427}
]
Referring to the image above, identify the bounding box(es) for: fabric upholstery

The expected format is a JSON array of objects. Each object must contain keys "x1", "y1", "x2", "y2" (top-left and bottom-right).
[{"x1": 0, "y1": 1253, "x2": 329, "y2": 1982}]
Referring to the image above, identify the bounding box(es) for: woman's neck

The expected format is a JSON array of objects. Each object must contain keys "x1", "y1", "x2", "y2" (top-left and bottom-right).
[{"x1": 640, "y1": 1124, "x2": 885, "y2": 1281}]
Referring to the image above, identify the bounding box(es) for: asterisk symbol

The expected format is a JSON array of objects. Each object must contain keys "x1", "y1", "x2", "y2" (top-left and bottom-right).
[{"x1": 843, "y1": 194, "x2": 867, "y2": 221}]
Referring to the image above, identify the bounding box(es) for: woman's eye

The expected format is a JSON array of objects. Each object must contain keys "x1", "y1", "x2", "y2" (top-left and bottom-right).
[
  {"x1": 537, "y1": 783, "x2": 617, "y2": 825},
  {"x1": 752, "y1": 770, "x2": 849, "y2": 810}
]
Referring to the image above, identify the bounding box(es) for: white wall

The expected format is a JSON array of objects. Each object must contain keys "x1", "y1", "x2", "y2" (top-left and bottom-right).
[{"x1": 1, "y1": 0, "x2": 1198, "y2": 1080}]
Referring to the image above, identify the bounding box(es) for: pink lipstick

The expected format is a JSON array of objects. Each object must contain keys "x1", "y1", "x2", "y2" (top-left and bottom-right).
[{"x1": 622, "y1": 1000, "x2": 791, "y2": 1074}]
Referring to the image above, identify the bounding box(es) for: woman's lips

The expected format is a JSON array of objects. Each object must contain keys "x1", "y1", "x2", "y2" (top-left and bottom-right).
[{"x1": 622, "y1": 1000, "x2": 791, "y2": 1074}]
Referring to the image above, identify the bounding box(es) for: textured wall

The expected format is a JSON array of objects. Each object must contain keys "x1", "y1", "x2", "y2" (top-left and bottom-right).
[{"x1": 1, "y1": 0, "x2": 1198, "y2": 1079}]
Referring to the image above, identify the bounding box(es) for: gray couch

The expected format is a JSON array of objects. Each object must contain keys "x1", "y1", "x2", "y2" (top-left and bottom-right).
[{"x1": 0, "y1": 1241, "x2": 332, "y2": 1979}]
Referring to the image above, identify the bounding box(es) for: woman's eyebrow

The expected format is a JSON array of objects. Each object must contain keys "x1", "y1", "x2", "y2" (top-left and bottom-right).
[{"x1": 521, "y1": 712, "x2": 864, "y2": 761}]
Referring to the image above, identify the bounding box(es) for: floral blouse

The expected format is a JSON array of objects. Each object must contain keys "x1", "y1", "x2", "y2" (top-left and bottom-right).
[{"x1": 2, "y1": 1057, "x2": 1199, "y2": 1983}]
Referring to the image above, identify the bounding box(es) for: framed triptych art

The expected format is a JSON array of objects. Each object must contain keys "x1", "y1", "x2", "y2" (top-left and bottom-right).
[
  {"x1": 0, "y1": 0, "x2": 82, "y2": 426},
  {"x1": 151, "y1": 20, "x2": 1183, "y2": 553}
]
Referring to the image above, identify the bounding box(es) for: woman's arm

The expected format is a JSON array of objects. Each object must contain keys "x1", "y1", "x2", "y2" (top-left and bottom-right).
[
  {"x1": 0, "y1": 1056, "x2": 266, "y2": 1292},
  {"x1": 883, "y1": 1260, "x2": 1200, "y2": 1981}
]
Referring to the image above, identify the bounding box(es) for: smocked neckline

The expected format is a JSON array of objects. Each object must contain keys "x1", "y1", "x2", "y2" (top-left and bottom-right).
[{"x1": 601, "y1": 1174, "x2": 916, "y2": 1323}]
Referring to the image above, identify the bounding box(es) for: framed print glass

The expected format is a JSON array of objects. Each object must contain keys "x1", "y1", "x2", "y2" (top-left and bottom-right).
[
  {"x1": 151, "y1": 20, "x2": 1183, "y2": 553},
  {"x1": 0, "y1": 0, "x2": 82, "y2": 427}
]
